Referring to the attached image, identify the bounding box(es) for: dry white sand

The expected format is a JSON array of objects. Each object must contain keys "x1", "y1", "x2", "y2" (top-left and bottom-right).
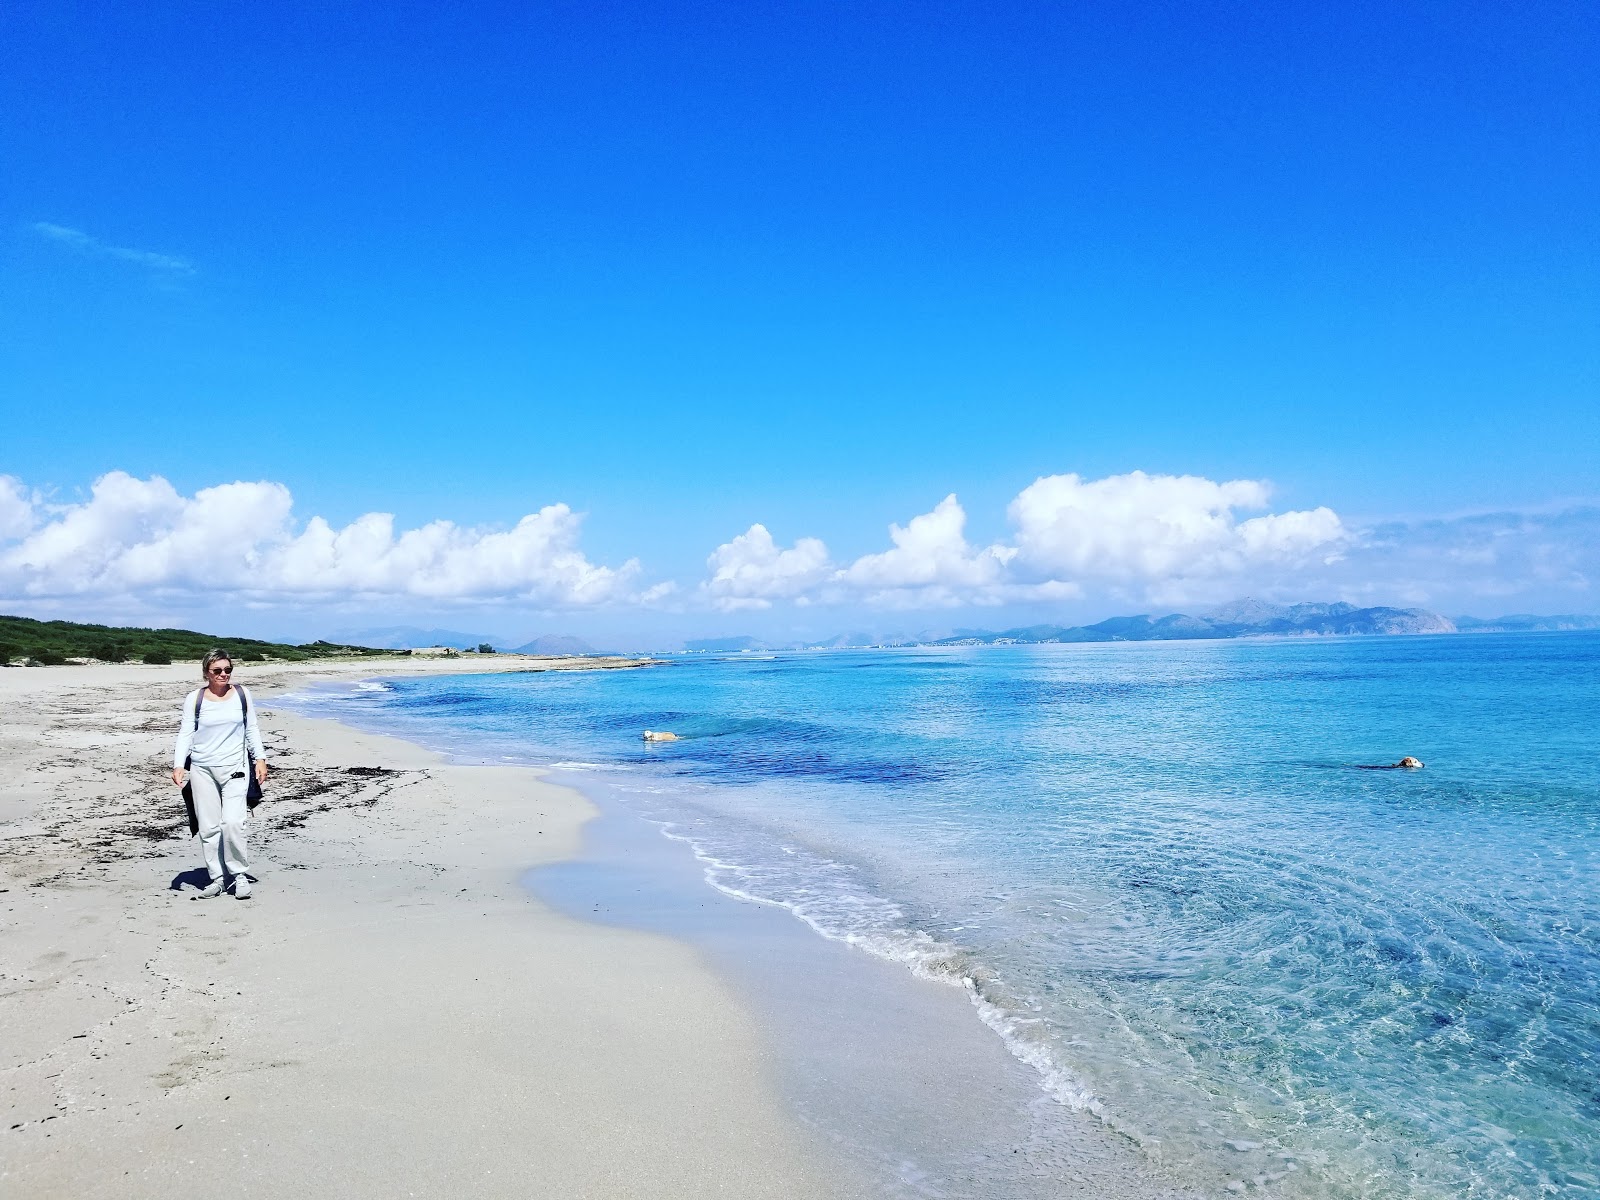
[{"x1": 0, "y1": 659, "x2": 853, "y2": 1198}]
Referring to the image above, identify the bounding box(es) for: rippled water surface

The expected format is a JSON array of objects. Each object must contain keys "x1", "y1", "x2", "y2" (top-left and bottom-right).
[{"x1": 284, "y1": 635, "x2": 1600, "y2": 1198}]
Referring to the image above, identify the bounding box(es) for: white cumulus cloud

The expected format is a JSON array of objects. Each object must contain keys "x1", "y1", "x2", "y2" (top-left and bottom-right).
[
  {"x1": 702, "y1": 496, "x2": 1026, "y2": 612},
  {"x1": 702, "y1": 524, "x2": 832, "y2": 611},
  {"x1": 0, "y1": 472, "x2": 642, "y2": 608},
  {"x1": 704, "y1": 472, "x2": 1349, "y2": 611},
  {"x1": 835, "y1": 494, "x2": 1016, "y2": 607},
  {"x1": 1008, "y1": 471, "x2": 1345, "y2": 584},
  {"x1": 0, "y1": 476, "x2": 35, "y2": 540}
]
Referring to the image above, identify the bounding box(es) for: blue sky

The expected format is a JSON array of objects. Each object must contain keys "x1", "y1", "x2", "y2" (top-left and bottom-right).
[{"x1": 2, "y1": 1, "x2": 1596, "y2": 644}]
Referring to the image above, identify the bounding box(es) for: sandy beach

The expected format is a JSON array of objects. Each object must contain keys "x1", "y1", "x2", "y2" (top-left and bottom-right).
[
  {"x1": 0, "y1": 657, "x2": 852, "y2": 1198},
  {"x1": 2, "y1": 654, "x2": 1205, "y2": 1200}
]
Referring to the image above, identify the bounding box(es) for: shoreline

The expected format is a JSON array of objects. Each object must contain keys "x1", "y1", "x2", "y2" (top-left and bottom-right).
[
  {"x1": 275, "y1": 664, "x2": 1201, "y2": 1198},
  {"x1": 530, "y1": 780, "x2": 1200, "y2": 1200},
  {"x1": 0, "y1": 659, "x2": 854, "y2": 1198},
  {"x1": 2, "y1": 657, "x2": 1192, "y2": 1199}
]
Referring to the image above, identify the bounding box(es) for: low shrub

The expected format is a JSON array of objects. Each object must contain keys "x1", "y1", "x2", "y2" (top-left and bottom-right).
[{"x1": 143, "y1": 650, "x2": 173, "y2": 665}]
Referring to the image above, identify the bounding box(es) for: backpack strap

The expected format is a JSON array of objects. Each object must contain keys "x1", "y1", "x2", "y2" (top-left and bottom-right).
[
  {"x1": 183, "y1": 689, "x2": 204, "y2": 773},
  {"x1": 239, "y1": 687, "x2": 253, "y2": 756}
]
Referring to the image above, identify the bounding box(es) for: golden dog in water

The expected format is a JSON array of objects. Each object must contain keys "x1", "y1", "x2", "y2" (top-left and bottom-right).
[{"x1": 642, "y1": 730, "x2": 680, "y2": 742}]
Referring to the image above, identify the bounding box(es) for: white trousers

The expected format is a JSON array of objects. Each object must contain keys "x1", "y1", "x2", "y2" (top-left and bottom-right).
[{"x1": 191, "y1": 763, "x2": 250, "y2": 881}]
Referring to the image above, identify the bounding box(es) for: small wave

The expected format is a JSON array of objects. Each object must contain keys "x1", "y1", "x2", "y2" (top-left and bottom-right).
[
  {"x1": 273, "y1": 683, "x2": 379, "y2": 707},
  {"x1": 651, "y1": 820, "x2": 1108, "y2": 1122}
]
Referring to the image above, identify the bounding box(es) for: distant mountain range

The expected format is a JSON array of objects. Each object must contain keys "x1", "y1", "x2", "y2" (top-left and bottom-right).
[
  {"x1": 677, "y1": 601, "x2": 1476, "y2": 652},
  {"x1": 511, "y1": 634, "x2": 602, "y2": 655},
  {"x1": 928, "y1": 600, "x2": 1456, "y2": 646}
]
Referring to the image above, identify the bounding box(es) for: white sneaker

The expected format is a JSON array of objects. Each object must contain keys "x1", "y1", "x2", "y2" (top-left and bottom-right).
[
  {"x1": 195, "y1": 878, "x2": 224, "y2": 899},
  {"x1": 232, "y1": 875, "x2": 253, "y2": 899}
]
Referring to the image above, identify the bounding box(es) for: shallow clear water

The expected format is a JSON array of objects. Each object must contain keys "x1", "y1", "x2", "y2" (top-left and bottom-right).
[{"x1": 283, "y1": 634, "x2": 1600, "y2": 1199}]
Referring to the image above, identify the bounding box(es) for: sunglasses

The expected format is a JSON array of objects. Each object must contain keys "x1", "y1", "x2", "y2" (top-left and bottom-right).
[{"x1": 208, "y1": 666, "x2": 234, "y2": 676}]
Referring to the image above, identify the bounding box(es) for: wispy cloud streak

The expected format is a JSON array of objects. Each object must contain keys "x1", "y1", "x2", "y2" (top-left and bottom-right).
[{"x1": 31, "y1": 222, "x2": 195, "y2": 275}]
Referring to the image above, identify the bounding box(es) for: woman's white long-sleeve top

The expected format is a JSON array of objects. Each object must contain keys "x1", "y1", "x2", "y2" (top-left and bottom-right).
[{"x1": 173, "y1": 687, "x2": 266, "y2": 770}]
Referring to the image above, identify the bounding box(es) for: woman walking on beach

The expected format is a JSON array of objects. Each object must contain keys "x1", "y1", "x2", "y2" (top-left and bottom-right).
[{"x1": 171, "y1": 649, "x2": 268, "y2": 899}]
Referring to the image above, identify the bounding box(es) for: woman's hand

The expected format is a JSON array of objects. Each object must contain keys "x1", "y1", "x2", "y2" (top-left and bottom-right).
[
  {"x1": 254, "y1": 760, "x2": 268, "y2": 785},
  {"x1": 171, "y1": 767, "x2": 186, "y2": 787}
]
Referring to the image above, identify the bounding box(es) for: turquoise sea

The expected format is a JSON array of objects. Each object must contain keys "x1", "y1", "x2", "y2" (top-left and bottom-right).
[{"x1": 285, "y1": 633, "x2": 1600, "y2": 1198}]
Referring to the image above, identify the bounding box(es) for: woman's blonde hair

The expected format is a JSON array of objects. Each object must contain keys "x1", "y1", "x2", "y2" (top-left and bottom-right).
[{"x1": 200, "y1": 647, "x2": 233, "y2": 679}]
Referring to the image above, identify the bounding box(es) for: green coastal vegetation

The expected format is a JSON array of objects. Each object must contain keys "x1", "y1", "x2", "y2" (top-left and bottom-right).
[{"x1": 0, "y1": 614, "x2": 395, "y2": 667}]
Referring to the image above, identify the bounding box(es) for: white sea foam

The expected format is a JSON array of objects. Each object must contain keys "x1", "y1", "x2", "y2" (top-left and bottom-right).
[{"x1": 652, "y1": 819, "x2": 1109, "y2": 1122}]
